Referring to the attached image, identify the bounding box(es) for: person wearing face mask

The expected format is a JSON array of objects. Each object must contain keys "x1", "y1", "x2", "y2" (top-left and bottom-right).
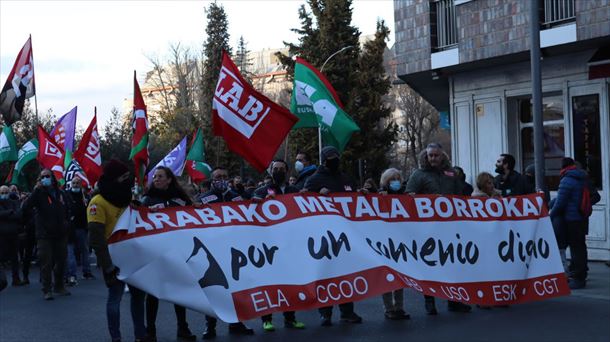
[
  {"x1": 196, "y1": 166, "x2": 253, "y2": 339},
  {"x1": 293, "y1": 151, "x2": 317, "y2": 190},
  {"x1": 251, "y1": 160, "x2": 305, "y2": 331},
  {"x1": 377, "y1": 169, "x2": 410, "y2": 320},
  {"x1": 0, "y1": 185, "x2": 25, "y2": 287},
  {"x1": 65, "y1": 176, "x2": 94, "y2": 285},
  {"x1": 21, "y1": 169, "x2": 72, "y2": 300},
  {"x1": 405, "y1": 143, "x2": 471, "y2": 315},
  {"x1": 303, "y1": 146, "x2": 363, "y2": 326}
]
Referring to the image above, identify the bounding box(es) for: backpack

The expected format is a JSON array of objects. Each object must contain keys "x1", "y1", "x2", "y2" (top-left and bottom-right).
[{"x1": 579, "y1": 185, "x2": 593, "y2": 218}]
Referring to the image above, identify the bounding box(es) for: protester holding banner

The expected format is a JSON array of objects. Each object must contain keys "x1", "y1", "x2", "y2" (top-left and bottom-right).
[
  {"x1": 0, "y1": 185, "x2": 25, "y2": 287},
  {"x1": 65, "y1": 176, "x2": 94, "y2": 283},
  {"x1": 199, "y1": 166, "x2": 254, "y2": 339},
  {"x1": 252, "y1": 160, "x2": 306, "y2": 331},
  {"x1": 21, "y1": 169, "x2": 71, "y2": 300},
  {"x1": 293, "y1": 151, "x2": 316, "y2": 190},
  {"x1": 87, "y1": 159, "x2": 147, "y2": 342},
  {"x1": 493, "y1": 154, "x2": 534, "y2": 197},
  {"x1": 405, "y1": 143, "x2": 472, "y2": 314},
  {"x1": 141, "y1": 166, "x2": 197, "y2": 342},
  {"x1": 378, "y1": 168, "x2": 410, "y2": 320},
  {"x1": 304, "y1": 146, "x2": 363, "y2": 326},
  {"x1": 472, "y1": 172, "x2": 501, "y2": 198}
]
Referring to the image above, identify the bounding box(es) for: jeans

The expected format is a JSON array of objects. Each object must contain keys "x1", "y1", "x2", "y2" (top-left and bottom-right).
[
  {"x1": 66, "y1": 243, "x2": 77, "y2": 277},
  {"x1": 37, "y1": 238, "x2": 67, "y2": 293},
  {"x1": 261, "y1": 311, "x2": 296, "y2": 323},
  {"x1": 74, "y1": 229, "x2": 91, "y2": 274},
  {"x1": 566, "y1": 220, "x2": 588, "y2": 281},
  {"x1": 107, "y1": 280, "x2": 146, "y2": 340},
  {"x1": 146, "y1": 294, "x2": 189, "y2": 335}
]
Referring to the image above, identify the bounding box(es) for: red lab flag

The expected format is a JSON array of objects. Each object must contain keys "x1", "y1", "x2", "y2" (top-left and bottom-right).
[
  {"x1": 36, "y1": 125, "x2": 65, "y2": 183},
  {"x1": 212, "y1": 51, "x2": 298, "y2": 172},
  {"x1": 129, "y1": 72, "x2": 149, "y2": 187},
  {"x1": 74, "y1": 112, "x2": 102, "y2": 186},
  {"x1": 0, "y1": 36, "x2": 35, "y2": 125}
]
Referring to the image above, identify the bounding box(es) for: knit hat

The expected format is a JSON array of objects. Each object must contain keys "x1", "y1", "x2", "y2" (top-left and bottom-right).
[
  {"x1": 102, "y1": 159, "x2": 130, "y2": 181},
  {"x1": 561, "y1": 157, "x2": 575, "y2": 169},
  {"x1": 525, "y1": 164, "x2": 535, "y2": 176},
  {"x1": 320, "y1": 146, "x2": 339, "y2": 163}
]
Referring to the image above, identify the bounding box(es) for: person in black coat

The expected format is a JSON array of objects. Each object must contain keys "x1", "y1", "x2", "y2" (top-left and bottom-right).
[
  {"x1": 303, "y1": 146, "x2": 362, "y2": 326},
  {"x1": 142, "y1": 167, "x2": 197, "y2": 342},
  {"x1": 293, "y1": 151, "x2": 317, "y2": 190},
  {"x1": 252, "y1": 160, "x2": 305, "y2": 331},
  {"x1": 65, "y1": 176, "x2": 95, "y2": 282},
  {"x1": 493, "y1": 154, "x2": 534, "y2": 196},
  {"x1": 0, "y1": 185, "x2": 24, "y2": 286},
  {"x1": 21, "y1": 169, "x2": 71, "y2": 300}
]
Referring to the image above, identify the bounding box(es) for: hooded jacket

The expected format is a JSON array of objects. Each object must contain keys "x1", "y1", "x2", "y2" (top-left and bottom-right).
[
  {"x1": 550, "y1": 168, "x2": 587, "y2": 222},
  {"x1": 405, "y1": 150, "x2": 463, "y2": 195},
  {"x1": 22, "y1": 186, "x2": 70, "y2": 239}
]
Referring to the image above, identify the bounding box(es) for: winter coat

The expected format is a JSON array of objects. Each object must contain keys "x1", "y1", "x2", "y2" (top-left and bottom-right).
[
  {"x1": 253, "y1": 182, "x2": 299, "y2": 199},
  {"x1": 294, "y1": 165, "x2": 317, "y2": 190},
  {"x1": 303, "y1": 165, "x2": 355, "y2": 193},
  {"x1": 142, "y1": 188, "x2": 192, "y2": 208},
  {"x1": 550, "y1": 168, "x2": 587, "y2": 222},
  {"x1": 405, "y1": 152, "x2": 462, "y2": 195},
  {"x1": 21, "y1": 186, "x2": 70, "y2": 239},
  {"x1": 0, "y1": 198, "x2": 23, "y2": 236},
  {"x1": 198, "y1": 189, "x2": 242, "y2": 204},
  {"x1": 494, "y1": 170, "x2": 534, "y2": 197}
]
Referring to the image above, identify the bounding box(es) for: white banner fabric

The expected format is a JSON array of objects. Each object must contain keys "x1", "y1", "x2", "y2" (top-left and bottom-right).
[{"x1": 108, "y1": 193, "x2": 569, "y2": 323}]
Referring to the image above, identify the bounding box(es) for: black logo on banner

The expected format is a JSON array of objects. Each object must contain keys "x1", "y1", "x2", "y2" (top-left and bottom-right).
[{"x1": 186, "y1": 237, "x2": 229, "y2": 289}]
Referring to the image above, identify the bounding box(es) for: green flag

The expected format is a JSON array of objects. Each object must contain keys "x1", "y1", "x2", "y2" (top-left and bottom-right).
[
  {"x1": 11, "y1": 139, "x2": 39, "y2": 186},
  {"x1": 290, "y1": 57, "x2": 360, "y2": 152},
  {"x1": 0, "y1": 125, "x2": 18, "y2": 163},
  {"x1": 186, "y1": 128, "x2": 205, "y2": 162}
]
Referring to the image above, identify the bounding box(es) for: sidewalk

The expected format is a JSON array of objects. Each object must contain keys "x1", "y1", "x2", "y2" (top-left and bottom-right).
[{"x1": 570, "y1": 261, "x2": 610, "y2": 301}]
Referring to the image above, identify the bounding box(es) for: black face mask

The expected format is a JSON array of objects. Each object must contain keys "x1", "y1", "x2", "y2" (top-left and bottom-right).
[
  {"x1": 9, "y1": 192, "x2": 19, "y2": 200},
  {"x1": 325, "y1": 158, "x2": 340, "y2": 173},
  {"x1": 272, "y1": 171, "x2": 286, "y2": 185},
  {"x1": 99, "y1": 174, "x2": 134, "y2": 208}
]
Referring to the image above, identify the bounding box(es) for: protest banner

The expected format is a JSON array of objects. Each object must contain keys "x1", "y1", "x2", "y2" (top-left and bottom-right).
[{"x1": 108, "y1": 193, "x2": 569, "y2": 323}]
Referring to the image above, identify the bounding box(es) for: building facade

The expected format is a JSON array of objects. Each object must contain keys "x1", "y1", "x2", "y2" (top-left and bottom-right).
[{"x1": 395, "y1": 0, "x2": 610, "y2": 260}]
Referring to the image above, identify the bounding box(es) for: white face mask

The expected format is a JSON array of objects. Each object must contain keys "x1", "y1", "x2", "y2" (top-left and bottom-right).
[{"x1": 294, "y1": 161, "x2": 304, "y2": 173}]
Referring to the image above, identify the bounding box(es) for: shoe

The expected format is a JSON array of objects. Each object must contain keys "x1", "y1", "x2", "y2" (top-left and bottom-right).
[
  {"x1": 384, "y1": 311, "x2": 399, "y2": 320},
  {"x1": 228, "y1": 322, "x2": 254, "y2": 335},
  {"x1": 83, "y1": 272, "x2": 96, "y2": 280},
  {"x1": 340, "y1": 312, "x2": 362, "y2": 324},
  {"x1": 262, "y1": 321, "x2": 275, "y2": 332},
  {"x1": 67, "y1": 276, "x2": 78, "y2": 287},
  {"x1": 202, "y1": 328, "x2": 216, "y2": 340},
  {"x1": 425, "y1": 297, "x2": 437, "y2": 315},
  {"x1": 568, "y1": 278, "x2": 586, "y2": 289},
  {"x1": 284, "y1": 320, "x2": 305, "y2": 329},
  {"x1": 176, "y1": 327, "x2": 196, "y2": 341},
  {"x1": 476, "y1": 304, "x2": 492, "y2": 310},
  {"x1": 54, "y1": 288, "x2": 71, "y2": 296},
  {"x1": 44, "y1": 292, "x2": 54, "y2": 300},
  {"x1": 447, "y1": 301, "x2": 471, "y2": 313},
  {"x1": 393, "y1": 309, "x2": 410, "y2": 320},
  {"x1": 320, "y1": 315, "x2": 332, "y2": 327}
]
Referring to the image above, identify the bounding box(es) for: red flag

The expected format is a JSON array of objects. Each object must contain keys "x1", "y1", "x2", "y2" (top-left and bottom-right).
[
  {"x1": 74, "y1": 112, "x2": 102, "y2": 185},
  {"x1": 36, "y1": 125, "x2": 65, "y2": 183},
  {"x1": 0, "y1": 36, "x2": 35, "y2": 125},
  {"x1": 212, "y1": 51, "x2": 298, "y2": 172},
  {"x1": 129, "y1": 72, "x2": 149, "y2": 187}
]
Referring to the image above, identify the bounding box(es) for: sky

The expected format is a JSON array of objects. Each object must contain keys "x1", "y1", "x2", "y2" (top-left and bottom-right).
[{"x1": 0, "y1": 0, "x2": 395, "y2": 133}]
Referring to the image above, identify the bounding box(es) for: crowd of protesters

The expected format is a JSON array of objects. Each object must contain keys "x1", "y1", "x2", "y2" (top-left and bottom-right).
[{"x1": 0, "y1": 143, "x2": 603, "y2": 341}]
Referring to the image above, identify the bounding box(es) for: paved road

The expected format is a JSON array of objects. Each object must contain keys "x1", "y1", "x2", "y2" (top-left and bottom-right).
[{"x1": 1, "y1": 263, "x2": 609, "y2": 342}]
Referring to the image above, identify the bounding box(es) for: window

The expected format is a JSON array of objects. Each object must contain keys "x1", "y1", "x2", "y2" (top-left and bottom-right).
[
  {"x1": 518, "y1": 93, "x2": 565, "y2": 190},
  {"x1": 430, "y1": 0, "x2": 458, "y2": 51},
  {"x1": 541, "y1": 0, "x2": 575, "y2": 28},
  {"x1": 572, "y1": 94, "x2": 602, "y2": 189}
]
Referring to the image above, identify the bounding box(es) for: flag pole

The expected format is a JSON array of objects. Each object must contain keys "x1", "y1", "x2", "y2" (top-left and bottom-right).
[
  {"x1": 34, "y1": 95, "x2": 39, "y2": 122},
  {"x1": 30, "y1": 35, "x2": 39, "y2": 122}
]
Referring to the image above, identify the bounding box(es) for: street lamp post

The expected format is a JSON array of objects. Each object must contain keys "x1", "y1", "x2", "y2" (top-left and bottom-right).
[{"x1": 317, "y1": 45, "x2": 355, "y2": 161}]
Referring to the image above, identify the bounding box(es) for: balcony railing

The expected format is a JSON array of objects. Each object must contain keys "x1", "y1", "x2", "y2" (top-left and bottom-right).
[
  {"x1": 542, "y1": 0, "x2": 575, "y2": 27},
  {"x1": 430, "y1": 0, "x2": 458, "y2": 51}
]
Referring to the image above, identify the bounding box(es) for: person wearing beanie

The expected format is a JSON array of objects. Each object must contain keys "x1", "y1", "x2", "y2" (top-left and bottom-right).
[
  {"x1": 303, "y1": 145, "x2": 363, "y2": 326},
  {"x1": 87, "y1": 159, "x2": 147, "y2": 342}
]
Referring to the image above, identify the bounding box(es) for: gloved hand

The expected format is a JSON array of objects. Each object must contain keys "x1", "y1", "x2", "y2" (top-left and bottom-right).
[{"x1": 103, "y1": 267, "x2": 120, "y2": 288}]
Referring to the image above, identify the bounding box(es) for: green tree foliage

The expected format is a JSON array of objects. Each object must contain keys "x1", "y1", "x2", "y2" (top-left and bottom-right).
[
  {"x1": 343, "y1": 20, "x2": 396, "y2": 181},
  {"x1": 199, "y1": 2, "x2": 241, "y2": 174},
  {"x1": 234, "y1": 36, "x2": 253, "y2": 83},
  {"x1": 277, "y1": 0, "x2": 395, "y2": 182},
  {"x1": 100, "y1": 107, "x2": 131, "y2": 163}
]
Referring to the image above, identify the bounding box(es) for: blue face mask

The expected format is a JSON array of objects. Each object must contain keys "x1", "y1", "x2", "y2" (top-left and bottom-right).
[
  {"x1": 389, "y1": 180, "x2": 402, "y2": 192},
  {"x1": 0, "y1": 194, "x2": 9, "y2": 200},
  {"x1": 41, "y1": 177, "x2": 52, "y2": 187},
  {"x1": 71, "y1": 187, "x2": 81, "y2": 193}
]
